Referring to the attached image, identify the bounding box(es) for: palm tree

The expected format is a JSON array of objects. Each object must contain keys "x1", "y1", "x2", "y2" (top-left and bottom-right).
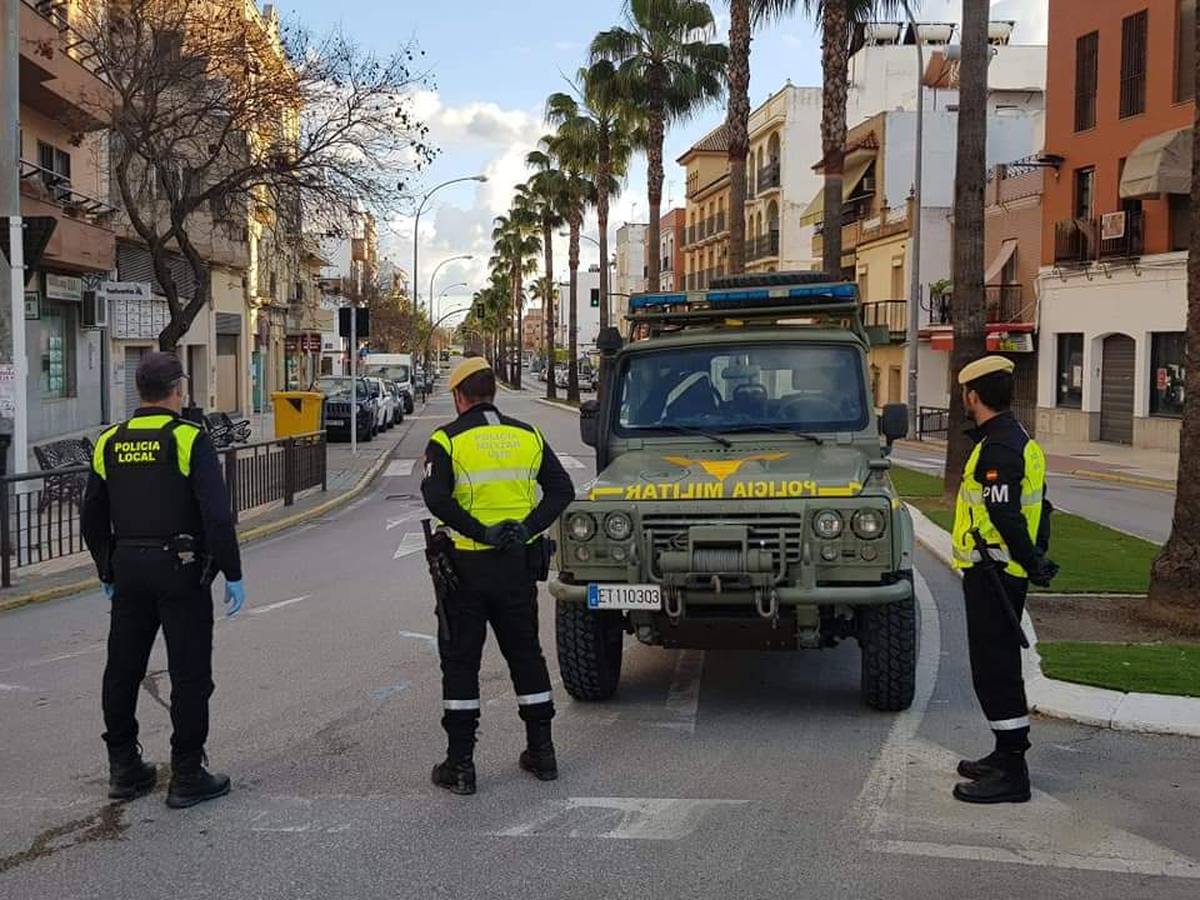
[
  {"x1": 591, "y1": 0, "x2": 727, "y2": 292},
  {"x1": 546, "y1": 61, "x2": 639, "y2": 331},
  {"x1": 942, "y1": 0, "x2": 989, "y2": 501},
  {"x1": 523, "y1": 152, "x2": 571, "y2": 399},
  {"x1": 1148, "y1": 14, "x2": 1200, "y2": 623},
  {"x1": 798, "y1": 1, "x2": 909, "y2": 277},
  {"x1": 491, "y1": 208, "x2": 541, "y2": 389}
]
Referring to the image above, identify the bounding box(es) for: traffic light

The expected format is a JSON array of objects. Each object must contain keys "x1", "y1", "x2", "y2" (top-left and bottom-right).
[
  {"x1": 338, "y1": 307, "x2": 370, "y2": 338},
  {"x1": 590, "y1": 288, "x2": 600, "y2": 308}
]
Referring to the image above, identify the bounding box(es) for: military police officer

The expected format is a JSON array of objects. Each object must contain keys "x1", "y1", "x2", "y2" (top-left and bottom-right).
[
  {"x1": 950, "y1": 356, "x2": 1058, "y2": 804},
  {"x1": 82, "y1": 352, "x2": 245, "y2": 809},
  {"x1": 420, "y1": 357, "x2": 574, "y2": 795}
]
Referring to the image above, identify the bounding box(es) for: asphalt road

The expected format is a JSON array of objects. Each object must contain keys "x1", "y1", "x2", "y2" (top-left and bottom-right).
[
  {"x1": 0, "y1": 384, "x2": 1197, "y2": 899},
  {"x1": 891, "y1": 444, "x2": 1175, "y2": 544}
]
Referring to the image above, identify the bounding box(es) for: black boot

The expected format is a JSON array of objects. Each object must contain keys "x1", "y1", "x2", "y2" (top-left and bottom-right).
[
  {"x1": 431, "y1": 757, "x2": 477, "y2": 796},
  {"x1": 107, "y1": 742, "x2": 157, "y2": 801},
  {"x1": 953, "y1": 753, "x2": 1031, "y2": 804},
  {"x1": 956, "y1": 750, "x2": 1008, "y2": 781},
  {"x1": 518, "y1": 720, "x2": 557, "y2": 782},
  {"x1": 166, "y1": 754, "x2": 231, "y2": 809}
]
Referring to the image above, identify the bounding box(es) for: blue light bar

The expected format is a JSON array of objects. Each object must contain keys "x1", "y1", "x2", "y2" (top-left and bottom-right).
[
  {"x1": 629, "y1": 292, "x2": 689, "y2": 310},
  {"x1": 629, "y1": 281, "x2": 859, "y2": 311}
]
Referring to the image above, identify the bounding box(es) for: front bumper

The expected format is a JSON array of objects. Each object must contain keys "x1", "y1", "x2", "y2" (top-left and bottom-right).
[{"x1": 548, "y1": 577, "x2": 912, "y2": 607}]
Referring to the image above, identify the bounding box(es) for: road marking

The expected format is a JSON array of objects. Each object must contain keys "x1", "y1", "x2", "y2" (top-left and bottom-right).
[
  {"x1": 656, "y1": 650, "x2": 704, "y2": 734},
  {"x1": 384, "y1": 459, "x2": 417, "y2": 478},
  {"x1": 368, "y1": 681, "x2": 411, "y2": 701},
  {"x1": 0, "y1": 683, "x2": 32, "y2": 692},
  {"x1": 495, "y1": 797, "x2": 748, "y2": 841},
  {"x1": 247, "y1": 595, "x2": 311, "y2": 617},
  {"x1": 386, "y1": 509, "x2": 426, "y2": 531},
  {"x1": 398, "y1": 630, "x2": 438, "y2": 649},
  {"x1": 558, "y1": 454, "x2": 586, "y2": 470},
  {"x1": 393, "y1": 533, "x2": 425, "y2": 559},
  {"x1": 853, "y1": 569, "x2": 1200, "y2": 880}
]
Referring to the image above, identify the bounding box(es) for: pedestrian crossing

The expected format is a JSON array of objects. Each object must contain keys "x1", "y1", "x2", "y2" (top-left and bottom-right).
[{"x1": 558, "y1": 454, "x2": 585, "y2": 470}]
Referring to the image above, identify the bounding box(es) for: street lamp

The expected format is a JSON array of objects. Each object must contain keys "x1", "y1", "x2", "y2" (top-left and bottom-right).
[
  {"x1": 559, "y1": 230, "x2": 600, "y2": 249},
  {"x1": 434, "y1": 281, "x2": 469, "y2": 333},
  {"x1": 412, "y1": 174, "x2": 486, "y2": 327},
  {"x1": 426, "y1": 254, "x2": 472, "y2": 369},
  {"x1": 902, "y1": 0, "x2": 925, "y2": 440}
]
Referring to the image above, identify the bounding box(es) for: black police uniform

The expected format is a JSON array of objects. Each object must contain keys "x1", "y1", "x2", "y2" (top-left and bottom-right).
[
  {"x1": 82, "y1": 406, "x2": 241, "y2": 802},
  {"x1": 420, "y1": 402, "x2": 574, "y2": 793},
  {"x1": 953, "y1": 410, "x2": 1054, "y2": 803}
]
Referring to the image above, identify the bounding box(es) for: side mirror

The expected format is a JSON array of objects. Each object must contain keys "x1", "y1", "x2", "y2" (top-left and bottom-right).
[
  {"x1": 880, "y1": 403, "x2": 909, "y2": 445},
  {"x1": 579, "y1": 399, "x2": 600, "y2": 447}
]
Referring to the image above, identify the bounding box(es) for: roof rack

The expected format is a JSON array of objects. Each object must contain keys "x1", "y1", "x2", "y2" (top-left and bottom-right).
[{"x1": 626, "y1": 275, "x2": 869, "y2": 343}]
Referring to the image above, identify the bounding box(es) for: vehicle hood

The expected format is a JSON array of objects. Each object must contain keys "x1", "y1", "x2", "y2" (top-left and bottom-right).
[{"x1": 581, "y1": 445, "x2": 872, "y2": 502}]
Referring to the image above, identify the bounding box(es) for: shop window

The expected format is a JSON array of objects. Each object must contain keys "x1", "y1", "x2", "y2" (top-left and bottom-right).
[
  {"x1": 1075, "y1": 31, "x2": 1099, "y2": 132},
  {"x1": 1169, "y1": 194, "x2": 1192, "y2": 251},
  {"x1": 1150, "y1": 332, "x2": 1186, "y2": 417},
  {"x1": 1119, "y1": 10, "x2": 1148, "y2": 119},
  {"x1": 1056, "y1": 333, "x2": 1084, "y2": 409},
  {"x1": 37, "y1": 301, "x2": 76, "y2": 400},
  {"x1": 1177, "y1": 0, "x2": 1196, "y2": 102}
]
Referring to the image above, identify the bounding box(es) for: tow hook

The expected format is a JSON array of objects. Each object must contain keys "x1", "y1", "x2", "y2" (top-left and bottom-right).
[{"x1": 756, "y1": 588, "x2": 780, "y2": 626}]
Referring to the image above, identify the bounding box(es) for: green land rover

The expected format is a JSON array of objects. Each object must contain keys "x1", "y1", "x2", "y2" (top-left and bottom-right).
[{"x1": 549, "y1": 273, "x2": 917, "y2": 711}]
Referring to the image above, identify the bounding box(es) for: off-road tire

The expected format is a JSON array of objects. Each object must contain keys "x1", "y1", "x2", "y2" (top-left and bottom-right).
[
  {"x1": 556, "y1": 600, "x2": 623, "y2": 701},
  {"x1": 858, "y1": 581, "x2": 916, "y2": 712}
]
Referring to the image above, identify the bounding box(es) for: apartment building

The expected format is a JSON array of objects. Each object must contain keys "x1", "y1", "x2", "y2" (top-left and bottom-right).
[
  {"x1": 16, "y1": 0, "x2": 116, "y2": 444},
  {"x1": 659, "y1": 208, "x2": 685, "y2": 291},
  {"x1": 553, "y1": 266, "x2": 602, "y2": 353},
  {"x1": 522, "y1": 308, "x2": 543, "y2": 352},
  {"x1": 1036, "y1": 0, "x2": 1192, "y2": 451},
  {"x1": 678, "y1": 125, "x2": 730, "y2": 290},
  {"x1": 614, "y1": 224, "x2": 647, "y2": 329}
]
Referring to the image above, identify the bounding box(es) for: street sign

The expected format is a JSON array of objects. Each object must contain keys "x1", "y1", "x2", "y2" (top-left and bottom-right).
[
  {"x1": 101, "y1": 281, "x2": 153, "y2": 302},
  {"x1": 0, "y1": 216, "x2": 57, "y2": 283},
  {"x1": 339, "y1": 307, "x2": 370, "y2": 339}
]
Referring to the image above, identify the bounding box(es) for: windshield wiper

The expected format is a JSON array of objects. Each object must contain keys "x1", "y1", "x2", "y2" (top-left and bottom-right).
[
  {"x1": 652, "y1": 424, "x2": 733, "y2": 448},
  {"x1": 720, "y1": 425, "x2": 825, "y2": 445}
]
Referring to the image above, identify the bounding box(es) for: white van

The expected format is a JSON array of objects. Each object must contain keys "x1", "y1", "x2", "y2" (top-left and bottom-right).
[{"x1": 363, "y1": 353, "x2": 415, "y2": 414}]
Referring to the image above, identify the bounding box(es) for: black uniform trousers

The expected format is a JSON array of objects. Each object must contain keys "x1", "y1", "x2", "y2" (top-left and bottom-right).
[
  {"x1": 963, "y1": 565, "x2": 1031, "y2": 747},
  {"x1": 102, "y1": 547, "x2": 214, "y2": 763},
  {"x1": 439, "y1": 544, "x2": 553, "y2": 750}
]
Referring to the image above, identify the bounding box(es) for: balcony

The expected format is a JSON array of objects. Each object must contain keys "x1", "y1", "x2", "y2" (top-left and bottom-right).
[
  {"x1": 757, "y1": 160, "x2": 781, "y2": 194},
  {"x1": 19, "y1": 0, "x2": 113, "y2": 131},
  {"x1": 927, "y1": 285, "x2": 1034, "y2": 326},
  {"x1": 745, "y1": 231, "x2": 780, "y2": 262},
  {"x1": 686, "y1": 224, "x2": 697, "y2": 246},
  {"x1": 861, "y1": 300, "x2": 908, "y2": 342},
  {"x1": 1055, "y1": 210, "x2": 1145, "y2": 266},
  {"x1": 18, "y1": 159, "x2": 115, "y2": 272}
]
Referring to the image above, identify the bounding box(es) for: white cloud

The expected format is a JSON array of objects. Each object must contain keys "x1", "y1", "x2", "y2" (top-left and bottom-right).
[{"x1": 915, "y1": 0, "x2": 1048, "y2": 44}]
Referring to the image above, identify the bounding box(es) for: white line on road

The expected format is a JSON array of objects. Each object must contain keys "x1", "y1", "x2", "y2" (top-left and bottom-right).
[
  {"x1": 393, "y1": 533, "x2": 425, "y2": 560},
  {"x1": 656, "y1": 650, "x2": 704, "y2": 734},
  {"x1": 386, "y1": 510, "x2": 426, "y2": 531},
  {"x1": 495, "y1": 797, "x2": 749, "y2": 840},
  {"x1": 384, "y1": 459, "x2": 417, "y2": 478},
  {"x1": 0, "y1": 683, "x2": 33, "y2": 692},
  {"x1": 398, "y1": 630, "x2": 438, "y2": 649},
  {"x1": 558, "y1": 454, "x2": 586, "y2": 470},
  {"x1": 247, "y1": 595, "x2": 311, "y2": 617}
]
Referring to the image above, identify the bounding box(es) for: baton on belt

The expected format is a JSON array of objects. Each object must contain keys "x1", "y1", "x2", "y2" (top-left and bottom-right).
[
  {"x1": 422, "y1": 519, "x2": 457, "y2": 642},
  {"x1": 970, "y1": 530, "x2": 1030, "y2": 649}
]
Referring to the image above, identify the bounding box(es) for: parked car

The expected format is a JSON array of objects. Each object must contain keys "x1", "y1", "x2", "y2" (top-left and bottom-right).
[
  {"x1": 315, "y1": 376, "x2": 377, "y2": 442},
  {"x1": 363, "y1": 353, "x2": 414, "y2": 414},
  {"x1": 365, "y1": 377, "x2": 395, "y2": 432},
  {"x1": 384, "y1": 380, "x2": 404, "y2": 427}
]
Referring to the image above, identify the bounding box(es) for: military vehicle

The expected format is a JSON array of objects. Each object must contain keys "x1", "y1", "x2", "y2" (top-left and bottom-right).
[{"x1": 549, "y1": 273, "x2": 916, "y2": 711}]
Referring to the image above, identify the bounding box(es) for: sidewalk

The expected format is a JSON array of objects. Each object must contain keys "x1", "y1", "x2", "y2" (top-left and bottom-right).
[
  {"x1": 902, "y1": 435, "x2": 1177, "y2": 489},
  {"x1": 0, "y1": 423, "x2": 412, "y2": 613}
]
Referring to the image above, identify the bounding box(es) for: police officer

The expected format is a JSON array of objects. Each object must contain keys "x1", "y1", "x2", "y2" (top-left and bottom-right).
[
  {"x1": 950, "y1": 356, "x2": 1057, "y2": 804},
  {"x1": 82, "y1": 352, "x2": 245, "y2": 809},
  {"x1": 420, "y1": 357, "x2": 574, "y2": 796}
]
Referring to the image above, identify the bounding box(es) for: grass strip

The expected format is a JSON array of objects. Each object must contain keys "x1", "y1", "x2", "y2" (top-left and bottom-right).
[{"x1": 1037, "y1": 641, "x2": 1200, "y2": 697}]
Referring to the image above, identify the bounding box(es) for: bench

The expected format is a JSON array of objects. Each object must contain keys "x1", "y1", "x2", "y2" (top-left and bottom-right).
[{"x1": 32, "y1": 437, "x2": 94, "y2": 513}]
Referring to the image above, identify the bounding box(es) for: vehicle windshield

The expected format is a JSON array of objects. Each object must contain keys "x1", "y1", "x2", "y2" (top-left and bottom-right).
[
  {"x1": 364, "y1": 364, "x2": 410, "y2": 383},
  {"x1": 616, "y1": 343, "x2": 868, "y2": 435},
  {"x1": 315, "y1": 377, "x2": 367, "y2": 400}
]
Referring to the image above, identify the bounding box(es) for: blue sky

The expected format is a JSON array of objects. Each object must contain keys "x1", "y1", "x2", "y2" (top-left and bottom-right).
[{"x1": 280, "y1": 0, "x2": 1047, "y2": 320}]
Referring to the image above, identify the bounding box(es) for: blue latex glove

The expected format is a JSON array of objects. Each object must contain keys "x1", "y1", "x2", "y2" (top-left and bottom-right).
[
  {"x1": 101, "y1": 582, "x2": 115, "y2": 600},
  {"x1": 224, "y1": 580, "x2": 246, "y2": 618}
]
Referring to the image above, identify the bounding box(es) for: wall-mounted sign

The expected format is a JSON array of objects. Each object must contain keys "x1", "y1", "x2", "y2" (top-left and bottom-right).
[
  {"x1": 1100, "y1": 211, "x2": 1126, "y2": 241},
  {"x1": 45, "y1": 273, "x2": 83, "y2": 302},
  {"x1": 987, "y1": 332, "x2": 1034, "y2": 353},
  {"x1": 24, "y1": 290, "x2": 40, "y2": 320},
  {"x1": 101, "y1": 281, "x2": 153, "y2": 302}
]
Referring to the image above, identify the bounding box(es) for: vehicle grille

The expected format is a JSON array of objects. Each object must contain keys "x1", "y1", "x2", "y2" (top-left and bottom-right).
[
  {"x1": 641, "y1": 513, "x2": 806, "y2": 564},
  {"x1": 326, "y1": 401, "x2": 352, "y2": 417}
]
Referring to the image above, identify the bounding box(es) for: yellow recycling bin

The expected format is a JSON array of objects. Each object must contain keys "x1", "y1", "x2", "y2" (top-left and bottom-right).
[{"x1": 271, "y1": 391, "x2": 325, "y2": 438}]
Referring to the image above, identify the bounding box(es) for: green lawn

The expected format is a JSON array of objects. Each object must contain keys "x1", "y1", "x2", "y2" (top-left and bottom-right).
[
  {"x1": 1038, "y1": 641, "x2": 1200, "y2": 697},
  {"x1": 890, "y1": 465, "x2": 1159, "y2": 594}
]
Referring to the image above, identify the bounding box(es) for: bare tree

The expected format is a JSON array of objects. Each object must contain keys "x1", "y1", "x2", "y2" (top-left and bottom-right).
[{"x1": 72, "y1": 0, "x2": 436, "y2": 350}]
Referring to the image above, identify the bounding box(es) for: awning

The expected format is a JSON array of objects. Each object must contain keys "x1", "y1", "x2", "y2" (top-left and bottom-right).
[
  {"x1": 984, "y1": 238, "x2": 1018, "y2": 285},
  {"x1": 800, "y1": 156, "x2": 875, "y2": 224},
  {"x1": 1119, "y1": 127, "x2": 1191, "y2": 198},
  {"x1": 926, "y1": 323, "x2": 1036, "y2": 354}
]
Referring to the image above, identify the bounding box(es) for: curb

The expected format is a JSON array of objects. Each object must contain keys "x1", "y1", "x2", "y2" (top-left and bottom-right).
[
  {"x1": 0, "y1": 428, "x2": 410, "y2": 615},
  {"x1": 906, "y1": 503, "x2": 1200, "y2": 738},
  {"x1": 534, "y1": 397, "x2": 580, "y2": 413},
  {"x1": 1069, "y1": 468, "x2": 1175, "y2": 492}
]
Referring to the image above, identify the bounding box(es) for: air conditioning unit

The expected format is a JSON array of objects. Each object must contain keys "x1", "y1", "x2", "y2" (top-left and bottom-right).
[{"x1": 81, "y1": 290, "x2": 108, "y2": 329}]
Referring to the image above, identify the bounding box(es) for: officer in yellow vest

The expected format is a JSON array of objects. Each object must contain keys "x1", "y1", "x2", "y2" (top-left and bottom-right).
[
  {"x1": 81, "y1": 352, "x2": 244, "y2": 809},
  {"x1": 950, "y1": 355, "x2": 1057, "y2": 805},
  {"x1": 420, "y1": 357, "x2": 574, "y2": 795}
]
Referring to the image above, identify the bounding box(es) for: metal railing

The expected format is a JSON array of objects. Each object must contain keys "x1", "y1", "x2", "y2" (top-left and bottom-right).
[
  {"x1": 861, "y1": 300, "x2": 908, "y2": 339},
  {"x1": 1, "y1": 432, "x2": 327, "y2": 587},
  {"x1": 757, "y1": 160, "x2": 781, "y2": 192},
  {"x1": 745, "y1": 231, "x2": 780, "y2": 261},
  {"x1": 928, "y1": 285, "x2": 1032, "y2": 326},
  {"x1": 916, "y1": 406, "x2": 950, "y2": 440}
]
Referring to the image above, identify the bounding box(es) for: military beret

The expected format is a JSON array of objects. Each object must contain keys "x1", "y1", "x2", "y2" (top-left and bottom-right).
[
  {"x1": 958, "y1": 355, "x2": 1015, "y2": 386},
  {"x1": 448, "y1": 356, "x2": 492, "y2": 391}
]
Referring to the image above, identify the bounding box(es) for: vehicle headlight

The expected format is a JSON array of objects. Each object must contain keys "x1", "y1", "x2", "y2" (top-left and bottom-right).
[
  {"x1": 813, "y1": 510, "x2": 843, "y2": 539},
  {"x1": 567, "y1": 512, "x2": 596, "y2": 542},
  {"x1": 604, "y1": 512, "x2": 633, "y2": 541},
  {"x1": 852, "y1": 509, "x2": 886, "y2": 540},
  {"x1": 611, "y1": 545, "x2": 629, "y2": 563}
]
